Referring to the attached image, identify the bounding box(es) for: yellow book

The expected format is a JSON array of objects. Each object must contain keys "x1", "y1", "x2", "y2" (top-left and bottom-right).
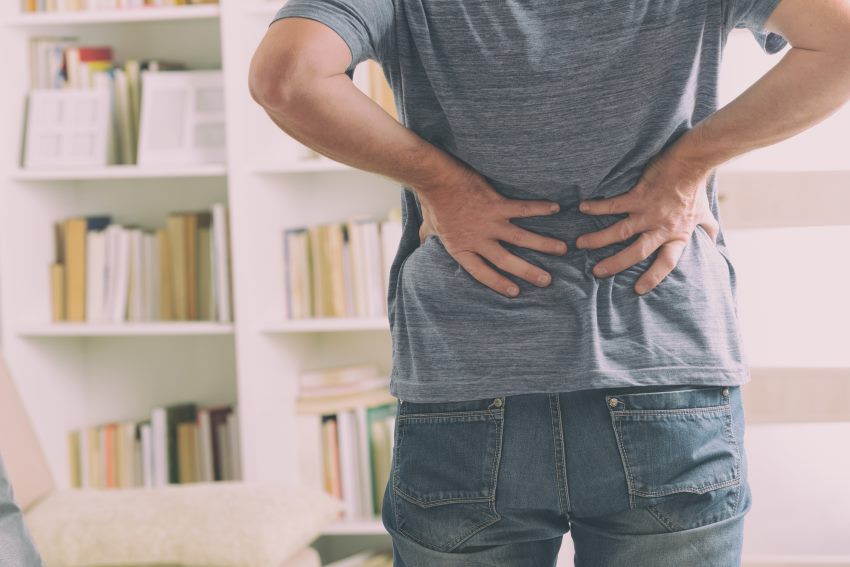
[
  {"x1": 367, "y1": 60, "x2": 398, "y2": 121},
  {"x1": 167, "y1": 215, "x2": 187, "y2": 320},
  {"x1": 50, "y1": 263, "x2": 65, "y2": 321},
  {"x1": 328, "y1": 222, "x2": 347, "y2": 317},
  {"x1": 308, "y1": 225, "x2": 325, "y2": 317},
  {"x1": 196, "y1": 213, "x2": 212, "y2": 320},
  {"x1": 68, "y1": 430, "x2": 81, "y2": 488},
  {"x1": 177, "y1": 422, "x2": 198, "y2": 484},
  {"x1": 183, "y1": 213, "x2": 198, "y2": 320},
  {"x1": 63, "y1": 218, "x2": 87, "y2": 321},
  {"x1": 157, "y1": 228, "x2": 173, "y2": 320}
]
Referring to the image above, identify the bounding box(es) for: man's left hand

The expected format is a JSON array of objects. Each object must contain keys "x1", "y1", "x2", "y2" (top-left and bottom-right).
[{"x1": 574, "y1": 148, "x2": 720, "y2": 296}]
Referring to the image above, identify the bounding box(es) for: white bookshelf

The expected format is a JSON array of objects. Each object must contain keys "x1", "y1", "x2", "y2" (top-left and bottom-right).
[
  {"x1": 1, "y1": 5, "x2": 849, "y2": 562},
  {"x1": 0, "y1": 0, "x2": 398, "y2": 552},
  {"x1": 2, "y1": 4, "x2": 221, "y2": 27},
  {"x1": 11, "y1": 164, "x2": 227, "y2": 181},
  {"x1": 262, "y1": 317, "x2": 390, "y2": 334},
  {"x1": 17, "y1": 322, "x2": 235, "y2": 337}
]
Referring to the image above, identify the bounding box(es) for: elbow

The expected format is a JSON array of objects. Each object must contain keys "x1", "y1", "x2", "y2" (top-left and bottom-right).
[{"x1": 248, "y1": 52, "x2": 299, "y2": 113}]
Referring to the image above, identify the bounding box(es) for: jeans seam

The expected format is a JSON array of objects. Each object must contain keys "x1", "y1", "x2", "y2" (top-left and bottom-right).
[
  {"x1": 610, "y1": 405, "x2": 731, "y2": 417},
  {"x1": 549, "y1": 394, "x2": 571, "y2": 515},
  {"x1": 609, "y1": 409, "x2": 636, "y2": 510}
]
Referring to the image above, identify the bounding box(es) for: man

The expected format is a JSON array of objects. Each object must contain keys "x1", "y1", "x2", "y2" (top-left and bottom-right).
[{"x1": 250, "y1": 1, "x2": 850, "y2": 565}]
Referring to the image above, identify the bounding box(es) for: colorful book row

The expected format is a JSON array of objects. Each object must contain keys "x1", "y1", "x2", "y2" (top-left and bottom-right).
[
  {"x1": 296, "y1": 388, "x2": 397, "y2": 520},
  {"x1": 50, "y1": 204, "x2": 233, "y2": 324},
  {"x1": 283, "y1": 208, "x2": 402, "y2": 320},
  {"x1": 68, "y1": 403, "x2": 240, "y2": 489}
]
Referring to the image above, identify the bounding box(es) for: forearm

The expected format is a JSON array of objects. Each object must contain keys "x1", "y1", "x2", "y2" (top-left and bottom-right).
[
  {"x1": 672, "y1": 39, "x2": 850, "y2": 171},
  {"x1": 257, "y1": 73, "x2": 466, "y2": 193}
]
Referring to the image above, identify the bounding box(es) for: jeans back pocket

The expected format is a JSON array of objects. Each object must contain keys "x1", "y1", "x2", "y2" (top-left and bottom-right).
[
  {"x1": 605, "y1": 386, "x2": 741, "y2": 509},
  {"x1": 391, "y1": 397, "x2": 505, "y2": 552}
]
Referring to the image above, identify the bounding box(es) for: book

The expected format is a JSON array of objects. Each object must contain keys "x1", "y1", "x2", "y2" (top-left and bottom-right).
[
  {"x1": 50, "y1": 263, "x2": 64, "y2": 321},
  {"x1": 164, "y1": 403, "x2": 197, "y2": 484},
  {"x1": 208, "y1": 406, "x2": 232, "y2": 481},
  {"x1": 177, "y1": 421, "x2": 199, "y2": 484},
  {"x1": 335, "y1": 409, "x2": 361, "y2": 518},
  {"x1": 62, "y1": 217, "x2": 86, "y2": 321},
  {"x1": 211, "y1": 204, "x2": 232, "y2": 322},
  {"x1": 367, "y1": 403, "x2": 397, "y2": 515},
  {"x1": 321, "y1": 415, "x2": 342, "y2": 501},
  {"x1": 166, "y1": 214, "x2": 188, "y2": 320},
  {"x1": 295, "y1": 387, "x2": 395, "y2": 415}
]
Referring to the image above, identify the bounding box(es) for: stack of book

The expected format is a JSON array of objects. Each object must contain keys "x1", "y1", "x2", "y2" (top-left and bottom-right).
[
  {"x1": 295, "y1": 363, "x2": 397, "y2": 520},
  {"x1": 68, "y1": 402, "x2": 240, "y2": 489},
  {"x1": 50, "y1": 203, "x2": 233, "y2": 323},
  {"x1": 283, "y1": 208, "x2": 403, "y2": 319},
  {"x1": 21, "y1": 0, "x2": 218, "y2": 13},
  {"x1": 28, "y1": 38, "x2": 183, "y2": 164}
]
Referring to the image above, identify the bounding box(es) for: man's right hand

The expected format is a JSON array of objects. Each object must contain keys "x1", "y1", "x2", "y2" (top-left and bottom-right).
[{"x1": 414, "y1": 165, "x2": 568, "y2": 298}]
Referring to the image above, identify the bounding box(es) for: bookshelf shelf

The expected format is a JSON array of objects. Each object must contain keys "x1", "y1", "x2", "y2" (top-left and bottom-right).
[
  {"x1": 4, "y1": 5, "x2": 221, "y2": 27},
  {"x1": 262, "y1": 317, "x2": 390, "y2": 333},
  {"x1": 12, "y1": 164, "x2": 227, "y2": 182},
  {"x1": 242, "y1": 3, "x2": 282, "y2": 18},
  {"x1": 253, "y1": 158, "x2": 356, "y2": 174},
  {"x1": 320, "y1": 518, "x2": 388, "y2": 536},
  {"x1": 17, "y1": 322, "x2": 235, "y2": 337}
]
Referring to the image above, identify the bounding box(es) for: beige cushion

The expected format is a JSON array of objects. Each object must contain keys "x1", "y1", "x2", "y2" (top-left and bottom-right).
[
  {"x1": 0, "y1": 356, "x2": 54, "y2": 510},
  {"x1": 24, "y1": 482, "x2": 343, "y2": 567}
]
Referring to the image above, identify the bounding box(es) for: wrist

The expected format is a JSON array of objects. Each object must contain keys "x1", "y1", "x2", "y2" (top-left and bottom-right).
[
  {"x1": 406, "y1": 141, "x2": 476, "y2": 197},
  {"x1": 664, "y1": 119, "x2": 727, "y2": 176}
]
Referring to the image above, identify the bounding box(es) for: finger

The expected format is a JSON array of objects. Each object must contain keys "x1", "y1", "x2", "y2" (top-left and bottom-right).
[
  {"x1": 591, "y1": 232, "x2": 663, "y2": 278},
  {"x1": 575, "y1": 217, "x2": 639, "y2": 250},
  {"x1": 497, "y1": 225, "x2": 568, "y2": 256},
  {"x1": 502, "y1": 198, "x2": 561, "y2": 218},
  {"x1": 454, "y1": 250, "x2": 522, "y2": 298},
  {"x1": 634, "y1": 241, "x2": 686, "y2": 295},
  {"x1": 578, "y1": 191, "x2": 636, "y2": 216},
  {"x1": 479, "y1": 241, "x2": 553, "y2": 287}
]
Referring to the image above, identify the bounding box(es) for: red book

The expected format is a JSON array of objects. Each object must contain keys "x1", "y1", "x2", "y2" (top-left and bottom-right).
[{"x1": 104, "y1": 424, "x2": 117, "y2": 489}]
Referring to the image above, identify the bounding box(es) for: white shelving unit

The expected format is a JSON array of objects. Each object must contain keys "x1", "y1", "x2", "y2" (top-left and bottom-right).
[{"x1": 0, "y1": 1, "x2": 398, "y2": 550}]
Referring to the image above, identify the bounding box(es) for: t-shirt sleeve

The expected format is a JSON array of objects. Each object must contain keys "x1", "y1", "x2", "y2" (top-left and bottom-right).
[
  {"x1": 723, "y1": 0, "x2": 788, "y2": 55},
  {"x1": 270, "y1": 0, "x2": 395, "y2": 75}
]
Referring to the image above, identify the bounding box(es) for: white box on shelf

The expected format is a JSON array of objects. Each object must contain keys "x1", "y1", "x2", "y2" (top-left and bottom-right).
[
  {"x1": 23, "y1": 89, "x2": 112, "y2": 170},
  {"x1": 137, "y1": 70, "x2": 226, "y2": 167}
]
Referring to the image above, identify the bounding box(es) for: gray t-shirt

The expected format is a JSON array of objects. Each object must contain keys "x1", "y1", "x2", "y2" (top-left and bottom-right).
[{"x1": 271, "y1": 0, "x2": 787, "y2": 403}]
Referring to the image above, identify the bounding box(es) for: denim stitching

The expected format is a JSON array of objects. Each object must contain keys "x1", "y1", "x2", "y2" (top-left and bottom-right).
[
  {"x1": 391, "y1": 402, "x2": 504, "y2": 553},
  {"x1": 647, "y1": 505, "x2": 681, "y2": 532},
  {"x1": 487, "y1": 400, "x2": 505, "y2": 521},
  {"x1": 610, "y1": 405, "x2": 731, "y2": 417},
  {"x1": 629, "y1": 476, "x2": 741, "y2": 497},
  {"x1": 727, "y1": 397, "x2": 745, "y2": 516},
  {"x1": 393, "y1": 487, "x2": 491, "y2": 506},
  {"x1": 398, "y1": 410, "x2": 497, "y2": 421},
  {"x1": 608, "y1": 407, "x2": 636, "y2": 510},
  {"x1": 549, "y1": 394, "x2": 572, "y2": 515},
  {"x1": 397, "y1": 510, "x2": 500, "y2": 554}
]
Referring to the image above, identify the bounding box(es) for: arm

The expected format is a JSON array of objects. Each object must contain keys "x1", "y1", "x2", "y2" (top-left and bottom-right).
[
  {"x1": 248, "y1": 18, "x2": 456, "y2": 193},
  {"x1": 576, "y1": 0, "x2": 850, "y2": 295},
  {"x1": 249, "y1": 17, "x2": 567, "y2": 299}
]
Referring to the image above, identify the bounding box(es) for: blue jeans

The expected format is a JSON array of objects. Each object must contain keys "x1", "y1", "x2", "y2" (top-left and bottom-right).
[{"x1": 381, "y1": 384, "x2": 750, "y2": 566}]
